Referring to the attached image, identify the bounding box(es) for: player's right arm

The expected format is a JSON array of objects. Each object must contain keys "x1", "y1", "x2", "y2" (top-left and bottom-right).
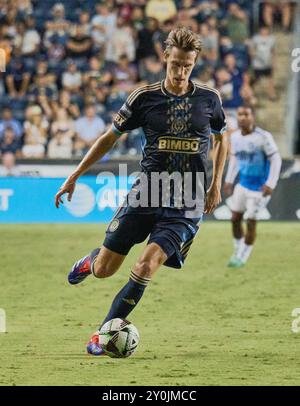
[
  {"x1": 55, "y1": 127, "x2": 118, "y2": 208},
  {"x1": 55, "y1": 89, "x2": 143, "y2": 208}
]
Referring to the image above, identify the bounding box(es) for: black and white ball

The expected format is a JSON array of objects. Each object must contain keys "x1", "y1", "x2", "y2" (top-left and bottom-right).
[{"x1": 99, "y1": 318, "x2": 140, "y2": 358}]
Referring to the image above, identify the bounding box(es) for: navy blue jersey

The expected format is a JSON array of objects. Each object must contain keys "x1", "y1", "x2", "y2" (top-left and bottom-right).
[{"x1": 112, "y1": 80, "x2": 226, "y2": 211}]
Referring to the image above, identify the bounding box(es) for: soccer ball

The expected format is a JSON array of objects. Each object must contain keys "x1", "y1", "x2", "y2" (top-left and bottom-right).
[{"x1": 99, "y1": 318, "x2": 140, "y2": 358}]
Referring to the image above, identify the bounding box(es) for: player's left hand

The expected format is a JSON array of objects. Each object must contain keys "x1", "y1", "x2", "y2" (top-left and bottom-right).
[
  {"x1": 204, "y1": 184, "x2": 222, "y2": 214},
  {"x1": 262, "y1": 184, "x2": 273, "y2": 197}
]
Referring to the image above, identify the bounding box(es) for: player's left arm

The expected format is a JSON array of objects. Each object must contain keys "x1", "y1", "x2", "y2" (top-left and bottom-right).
[
  {"x1": 262, "y1": 132, "x2": 282, "y2": 196},
  {"x1": 205, "y1": 92, "x2": 228, "y2": 214}
]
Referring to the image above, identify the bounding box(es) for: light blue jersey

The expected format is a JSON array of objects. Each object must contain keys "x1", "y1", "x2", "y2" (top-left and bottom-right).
[{"x1": 230, "y1": 127, "x2": 279, "y2": 191}]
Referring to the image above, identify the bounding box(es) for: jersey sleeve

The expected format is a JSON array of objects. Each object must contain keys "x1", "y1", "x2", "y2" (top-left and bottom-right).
[
  {"x1": 210, "y1": 92, "x2": 227, "y2": 136},
  {"x1": 263, "y1": 131, "x2": 279, "y2": 157},
  {"x1": 112, "y1": 91, "x2": 143, "y2": 136},
  {"x1": 229, "y1": 133, "x2": 237, "y2": 155}
]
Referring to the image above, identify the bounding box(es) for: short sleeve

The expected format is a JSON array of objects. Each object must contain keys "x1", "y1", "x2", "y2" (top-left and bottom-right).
[
  {"x1": 112, "y1": 90, "x2": 143, "y2": 136},
  {"x1": 210, "y1": 92, "x2": 227, "y2": 136},
  {"x1": 263, "y1": 131, "x2": 278, "y2": 157}
]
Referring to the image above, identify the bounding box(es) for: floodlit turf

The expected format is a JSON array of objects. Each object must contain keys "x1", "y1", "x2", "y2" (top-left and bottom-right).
[{"x1": 1, "y1": 222, "x2": 300, "y2": 386}]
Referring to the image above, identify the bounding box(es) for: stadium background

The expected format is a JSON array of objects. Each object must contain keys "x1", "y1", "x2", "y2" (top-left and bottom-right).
[
  {"x1": 0, "y1": 0, "x2": 299, "y2": 223},
  {"x1": 1, "y1": 0, "x2": 300, "y2": 388}
]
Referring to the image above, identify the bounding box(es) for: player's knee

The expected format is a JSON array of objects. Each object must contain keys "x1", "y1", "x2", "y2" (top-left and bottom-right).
[
  {"x1": 133, "y1": 261, "x2": 152, "y2": 279},
  {"x1": 232, "y1": 213, "x2": 242, "y2": 223},
  {"x1": 93, "y1": 263, "x2": 115, "y2": 279}
]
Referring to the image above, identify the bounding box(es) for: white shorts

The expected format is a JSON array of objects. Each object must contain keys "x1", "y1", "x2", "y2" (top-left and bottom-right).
[{"x1": 230, "y1": 183, "x2": 271, "y2": 220}]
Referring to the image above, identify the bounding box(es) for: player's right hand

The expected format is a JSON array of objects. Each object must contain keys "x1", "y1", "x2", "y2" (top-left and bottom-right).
[
  {"x1": 223, "y1": 182, "x2": 233, "y2": 197},
  {"x1": 55, "y1": 178, "x2": 76, "y2": 208}
]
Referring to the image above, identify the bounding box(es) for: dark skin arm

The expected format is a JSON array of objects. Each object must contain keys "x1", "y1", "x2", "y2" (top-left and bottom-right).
[
  {"x1": 204, "y1": 133, "x2": 228, "y2": 214},
  {"x1": 223, "y1": 182, "x2": 234, "y2": 197}
]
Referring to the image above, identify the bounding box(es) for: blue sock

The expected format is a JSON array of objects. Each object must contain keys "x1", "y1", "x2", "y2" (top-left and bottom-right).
[{"x1": 100, "y1": 271, "x2": 150, "y2": 328}]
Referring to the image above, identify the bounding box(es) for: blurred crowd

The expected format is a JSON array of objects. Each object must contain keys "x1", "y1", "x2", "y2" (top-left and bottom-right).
[{"x1": 0, "y1": 0, "x2": 296, "y2": 175}]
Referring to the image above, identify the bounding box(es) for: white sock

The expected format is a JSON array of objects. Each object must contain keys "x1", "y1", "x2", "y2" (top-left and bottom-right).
[
  {"x1": 237, "y1": 243, "x2": 253, "y2": 264},
  {"x1": 233, "y1": 238, "x2": 244, "y2": 256}
]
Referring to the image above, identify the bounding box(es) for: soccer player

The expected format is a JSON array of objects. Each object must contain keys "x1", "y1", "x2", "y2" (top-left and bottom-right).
[
  {"x1": 55, "y1": 27, "x2": 227, "y2": 355},
  {"x1": 224, "y1": 105, "x2": 282, "y2": 268}
]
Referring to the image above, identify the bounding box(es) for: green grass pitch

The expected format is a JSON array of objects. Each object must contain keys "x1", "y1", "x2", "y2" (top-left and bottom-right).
[{"x1": 1, "y1": 222, "x2": 300, "y2": 386}]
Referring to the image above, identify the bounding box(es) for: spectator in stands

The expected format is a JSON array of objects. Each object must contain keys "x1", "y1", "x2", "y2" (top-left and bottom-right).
[
  {"x1": 83, "y1": 77, "x2": 108, "y2": 114},
  {"x1": 44, "y1": 3, "x2": 70, "y2": 50},
  {"x1": 194, "y1": 65, "x2": 216, "y2": 88},
  {"x1": 0, "y1": 108, "x2": 23, "y2": 142},
  {"x1": 91, "y1": 21, "x2": 106, "y2": 52},
  {"x1": 215, "y1": 66, "x2": 244, "y2": 132},
  {"x1": 21, "y1": 16, "x2": 41, "y2": 59},
  {"x1": 4, "y1": 6, "x2": 18, "y2": 38},
  {"x1": 13, "y1": 20, "x2": 26, "y2": 50},
  {"x1": 153, "y1": 19, "x2": 175, "y2": 63},
  {"x1": 82, "y1": 55, "x2": 112, "y2": 86},
  {"x1": 131, "y1": 6, "x2": 145, "y2": 31},
  {"x1": 50, "y1": 107, "x2": 75, "y2": 140},
  {"x1": 0, "y1": 152, "x2": 19, "y2": 176},
  {"x1": 5, "y1": 53, "x2": 31, "y2": 99},
  {"x1": 262, "y1": 0, "x2": 293, "y2": 32},
  {"x1": 250, "y1": 26, "x2": 276, "y2": 101},
  {"x1": 197, "y1": 0, "x2": 221, "y2": 22},
  {"x1": 74, "y1": 104, "x2": 106, "y2": 156},
  {"x1": 46, "y1": 36, "x2": 66, "y2": 71},
  {"x1": 224, "y1": 2, "x2": 250, "y2": 44},
  {"x1": 53, "y1": 90, "x2": 81, "y2": 120},
  {"x1": 199, "y1": 22, "x2": 219, "y2": 66},
  {"x1": 112, "y1": 54, "x2": 138, "y2": 92},
  {"x1": 139, "y1": 56, "x2": 165, "y2": 84},
  {"x1": 46, "y1": 2, "x2": 70, "y2": 32},
  {"x1": 91, "y1": 1, "x2": 117, "y2": 40},
  {"x1": 0, "y1": 127, "x2": 21, "y2": 157},
  {"x1": 22, "y1": 105, "x2": 49, "y2": 158},
  {"x1": 28, "y1": 74, "x2": 56, "y2": 119},
  {"x1": 224, "y1": 53, "x2": 257, "y2": 107},
  {"x1": 136, "y1": 17, "x2": 158, "y2": 63},
  {"x1": 215, "y1": 66, "x2": 243, "y2": 109},
  {"x1": 118, "y1": 0, "x2": 134, "y2": 23},
  {"x1": 77, "y1": 10, "x2": 92, "y2": 36},
  {"x1": 16, "y1": 0, "x2": 33, "y2": 18},
  {"x1": 62, "y1": 60, "x2": 82, "y2": 93},
  {"x1": 224, "y1": 53, "x2": 244, "y2": 87},
  {"x1": 66, "y1": 24, "x2": 93, "y2": 60},
  {"x1": 177, "y1": 5, "x2": 198, "y2": 33},
  {"x1": 47, "y1": 108, "x2": 74, "y2": 158},
  {"x1": 0, "y1": 125, "x2": 21, "y2": 176},
  {"x1": 178, "y1": 0, "x2": 200, "y2": 20},
  {"x1": 105, "y1": 16, "x2": 135, "y2": 63},
  {"x1": 145, "y1": 0, "x2": 177, "y2": 23}
]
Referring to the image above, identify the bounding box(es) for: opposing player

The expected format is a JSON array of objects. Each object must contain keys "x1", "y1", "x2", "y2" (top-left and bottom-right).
[
  {"x1": 55, "y1": 28, "x2": 227, "y2": 355},
  {"x1": 224, "y1": 105, "x2": 281, "y2": 268}
]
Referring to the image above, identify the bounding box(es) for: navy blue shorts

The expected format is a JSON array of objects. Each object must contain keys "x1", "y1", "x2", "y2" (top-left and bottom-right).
[{"x1": 103, "y1": 206, "x2": 202, "y2": 269}]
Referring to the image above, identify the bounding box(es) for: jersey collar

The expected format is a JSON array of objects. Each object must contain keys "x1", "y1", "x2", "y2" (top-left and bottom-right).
[{"x1": 161, "y1": 79, "x2": 196, "y2": 98}]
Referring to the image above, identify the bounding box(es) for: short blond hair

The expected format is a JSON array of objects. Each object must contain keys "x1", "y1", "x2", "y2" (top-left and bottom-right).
[{"x1": 164, "y1": 27, "x2": 202, "y2": 58}]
